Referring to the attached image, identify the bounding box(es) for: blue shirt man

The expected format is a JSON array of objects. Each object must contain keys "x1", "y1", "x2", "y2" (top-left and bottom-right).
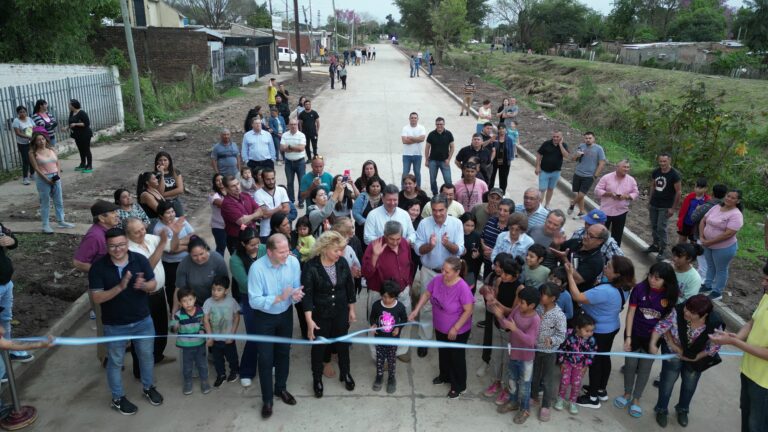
[
  {"x1": 210, "y1": 128, "x2": 241, "y2": 177},
  {"x1": 246, "y1": 234, "x2": 304, "y2": 418},
  {"x1": 242, "y1": 117, "x2": 276, "y2": 170}
]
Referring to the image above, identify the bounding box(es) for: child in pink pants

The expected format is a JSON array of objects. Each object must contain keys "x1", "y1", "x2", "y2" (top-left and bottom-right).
[{"x1": 556, "y1": 313, "x2": 597, "y2": 414}]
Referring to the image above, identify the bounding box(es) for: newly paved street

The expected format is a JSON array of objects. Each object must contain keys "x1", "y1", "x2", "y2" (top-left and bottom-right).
[{"x1": 14, "y1": 43, "x2": 742, "y2": 431}]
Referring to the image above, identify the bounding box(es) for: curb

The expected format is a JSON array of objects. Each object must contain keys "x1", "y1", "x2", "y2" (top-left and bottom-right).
[{"x1": 399, "y1": 46, "x2": 746, "y2": 331}]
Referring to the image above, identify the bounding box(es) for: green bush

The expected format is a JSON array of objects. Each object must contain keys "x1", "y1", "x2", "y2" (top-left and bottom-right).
[{"x1": 101, "y1": 48, "x2": 129, "y2": 73}]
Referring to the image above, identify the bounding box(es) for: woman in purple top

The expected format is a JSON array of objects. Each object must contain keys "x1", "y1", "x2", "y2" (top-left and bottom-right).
[
  {"x1": 698, "y1": 189, "x2": 744, "y2": 300},
  {"x1": 616, "y1": 262, "x2": 679, "y2": 418},
  {"x1": 409, "y1": 256, "x2": 474, "y2": 398}
]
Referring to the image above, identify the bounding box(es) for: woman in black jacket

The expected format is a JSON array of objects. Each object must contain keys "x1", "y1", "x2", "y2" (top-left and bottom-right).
[
  {"x1": 301, "y1": 230, "x2": 357, "y2": 398},
  {"x1": 67, "y1": 99, "x2": 93, "y2": 172}
]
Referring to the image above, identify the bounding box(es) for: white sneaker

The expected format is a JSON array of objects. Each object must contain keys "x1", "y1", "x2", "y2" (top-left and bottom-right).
[
  {"x1": 240, "y1": 378, "x2": 252, "y2": 387},
  {"x1": 476, "y1": 362, "x2": 489, "y2": 377}
]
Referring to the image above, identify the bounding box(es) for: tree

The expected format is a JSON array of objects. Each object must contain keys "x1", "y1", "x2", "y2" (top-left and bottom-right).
[
  {"x1": 733, "y1": 0, "x2": 768, "y2": 51},
  {"x1": 0, "y1": 0, "x2": 119, "y2": 63},
  {"x1": 669, "y1": 0, "x2": 726, "y2": 41},
  {"x1": 527, "y1": 0, "x2": 599, "y2": 50},
  {"x1": 394, "y1": 0, "x2": 436, "y2": 45},
  {"x1": 431, "y1": 0, "x2": 473, "y2": 61},
  {"x1": 245, "y1": 2, "x2": 272, "y2": 28},
  {"x1": 495, "y1": 0, "x2": 539, "y2": 47}
]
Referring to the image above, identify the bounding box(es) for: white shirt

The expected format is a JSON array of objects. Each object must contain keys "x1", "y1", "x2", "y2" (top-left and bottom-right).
[
  {"x1": 401, "y1": 124, "x2": 427, "y2": 156},
  {"x1": 128, "y1": 234, "x2": 170, "y2": 292},
  {"x1": 254, "y1": 187, "x2": 290, "y2": 237},
  {"x1": 363, "y1": 206, "x2": 416, "y2": 245},
  {"x1": 282, "y1": 130, "x2": 307, "y2": 161}
]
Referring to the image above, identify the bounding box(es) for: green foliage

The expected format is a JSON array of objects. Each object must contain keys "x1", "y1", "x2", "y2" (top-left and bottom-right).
[
  {"x1": 101, "y1": 48, "x2": 129, "y2": 73},
  {"x1": 634, "y1": 25, "x2": 659, "y2": 42},
  {"x1": 395, "y1": 0, "x2": 487, "y2": 48},
  {"x1": 245, "y1": 2, "x2": 272, "y2": 28},
  {"x1": 669, "y1": 5, "x2": 726, "y2": 41},
  {"x1": 0, "y1": 0, "x2": 119, "y2": 63},
  {"x1": 431, "y1": 0, "x2": 473, "y2": 61},
  {"x1": 122, "y1": 68, "x2": 217, "y2": 131},
  {"x1": 733, "y1": 0, "x2": 768, "y2": 51},
  {"x1": 709, "y1": 50, "x2": 763, "y2": 74},
  {"x1": 528, "y1": 0, "x2": 601, "y2": 46}
]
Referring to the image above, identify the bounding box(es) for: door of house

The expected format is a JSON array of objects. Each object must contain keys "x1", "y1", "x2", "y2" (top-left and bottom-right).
[{"x1": 258, "y1": 46, "x2": 271, "y2": 77}]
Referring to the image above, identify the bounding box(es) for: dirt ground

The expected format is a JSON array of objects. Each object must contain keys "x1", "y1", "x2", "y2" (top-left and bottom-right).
[
  {"x1": 2, "y1": 71, "x2": 328, "y2": 337},
  {"x1": 399, "y1": 46, "x2": 764, "y2": 320}
]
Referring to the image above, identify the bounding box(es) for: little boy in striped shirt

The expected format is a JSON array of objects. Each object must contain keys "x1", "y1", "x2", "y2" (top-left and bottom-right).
[{"x1": 171, "y1": 289, "x2": 210, "y2": 395}]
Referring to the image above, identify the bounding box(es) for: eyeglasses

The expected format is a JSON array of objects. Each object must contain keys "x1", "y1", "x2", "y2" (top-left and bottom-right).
[{"x1": 107, "y1": 243, "x2": 128, "y2": 250}]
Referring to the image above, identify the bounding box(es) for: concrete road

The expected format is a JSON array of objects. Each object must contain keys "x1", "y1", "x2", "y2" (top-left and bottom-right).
[{"x1": 14, "y1": 43, "x2": 742, "y2": 431}]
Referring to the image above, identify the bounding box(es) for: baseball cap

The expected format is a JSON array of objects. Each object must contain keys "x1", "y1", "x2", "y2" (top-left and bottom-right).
[
  {"x1": 583, "y1": 209, "x2": 607, "y2": 225},
  {"x1": 90, "y1": 200, "x2": 119, "y2": 217},
  {"x1": 489, "y1": 188, "x2": 504, "y2": 198}
]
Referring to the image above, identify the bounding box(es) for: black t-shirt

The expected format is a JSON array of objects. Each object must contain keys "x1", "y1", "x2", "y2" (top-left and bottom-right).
[
  {"x1": 561, "y1": 239, "x2": 603, "y2": 292},
  {"x1": 398, "y1": 190, "x2": 429, "y2": 211},
  {"x1": 494, "y1": 280, "x2": 522, "y2": 329},
  {"x1": 369, "y1": 300, "x2": 408, "y2": 338},
  {"x1": 649, "y1": 168, "x2": 681, "y2": 208},
  {"x1": 456, "y1": 145, "x2": 491, "y2": 167},
  {"x1": 88, "y1": 251, "x2": 155, "y2": 325},
  {"x1": 463, "y1": 231, "x2": 483, "y2": 276},
  {"x1": 426, "y1": 129, "x2": 454, "y2": 161},
  {"x1": 494, "y1": 139, "x2": 509, "y2": 166},
  {"x1": 298, "y1": 110, "x2": 320, "y2": 137},
  {"x1": 537, "y1": 140, "x2": 569, "y2": 172}
]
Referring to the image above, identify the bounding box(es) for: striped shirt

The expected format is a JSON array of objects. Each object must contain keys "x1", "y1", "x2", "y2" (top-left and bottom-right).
[
  {"x1": 172, "y1": 307, "x2": 205, "y2": 348},
  {"x1": 482, "y1": 217, "x2": 508, "y2": 266},
  {"x1": 515, "y1": 204, "x2": 549, "y2": 230},
  {"x1": 463, "y1": 83, "x2": 476, "y2": 95}
]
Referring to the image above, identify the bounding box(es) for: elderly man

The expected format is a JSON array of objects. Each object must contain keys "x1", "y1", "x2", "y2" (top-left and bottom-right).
[
  {"x1": 242, "y1": 116, "x2": 275, "y2": 172},
  {"x1": 595, "y1": 159, "x2": 639, "y2": 246},
  {"x1": 528, "y1": 209, "x2": 567, "y2": 270},
  {"x1": 220, "y1": 175, "x2": 262, "y2": 253},
  {"x1": 89, "y1": 228, "x2": 162, "y2": 415},
  {"x1": 413, "y1": 194, "x2": 465, "y2": 357},
  {"x1": 362, "y1": 221, "x2": 415, "y2": 362},
  {"x1": 299, "y1": 155, "x2": 334, "y2": 207},
  {"x1": 74, "y1": 200, "x2": 122, "y2": 365},
  {"x1": 254, "y1": 168, "x2": 290, "y2": 242},
  {"x1": 570, "y1": 209, "x2": 625, "y2": 265},
  {"x1": 125, "y1": 217, "x2": 176, "y2": 367},
  {"x1": 535, "y1": 131, "x2": 570, "y2": 209},
  {"x1": 364, "y1": 184, "x2": 415, "y2": 245},
  {"x1": 248, "y1": 234, "x2": 304, "y2": 419},
  {"x1": 422, "y1": 184, "x2": 464, "y2": 218},
  {"x1": 280, "y1": 118, "x2": 307, "y2": 208},
  {"x1": 401, "y1": 112, "x2": 427, "y2": 187},
  {"x1": 553, "y1": 222, "x2": 611, "y2": 292},
  {"x1": 210, "y1": 128, "x2": 241, "y2": 177},
  {"x1": 514, "y1": 188, "x2": 550, "y2": 229},
  {"x1": 471, "y1": 188, "x2": 503, "y2": 234}
]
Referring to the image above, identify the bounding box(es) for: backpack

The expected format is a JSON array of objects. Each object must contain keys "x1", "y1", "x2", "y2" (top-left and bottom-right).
[{"x1": 691, "y1": 198, "x2": 719, "y2": 226}]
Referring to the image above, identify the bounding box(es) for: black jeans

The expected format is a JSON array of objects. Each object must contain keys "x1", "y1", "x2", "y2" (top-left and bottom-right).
[
  {"x1": 305, "y1": 135, "x2": 318, "y2": 160},
  {"x1": 741, "y1": 373, "x2": 768, "y2": 432},
  {"x1": 161, "y1": 261, "x2": 179, "y2": 312},
  {"x1": 435, "y1": 330, "x2": 470, "y2": 393},
  {"x1": 254, "y1": 308, "x2": 293, "y2": 404},
  {"x1": 311, "y1": 312, "x2": 350, "y2": 379},
  {"x1": 247, "y1": 159, "x2": 274, "y2": 175},
  {"x1": 605, "y1": 212, "x2": 628, "y2": 247},
  {"x1": 74, "y1": 135, "x2": 92, "y2": 168},
  {"x1": 587, "y1": 329, "x2": 619, "y2": 396},
  {"x1": 490, "y1": 163, "x2": 510, "y2": 192},
  {"x1": 239, "y1": 293, "x2": 259, "y2": 380},
  {"x1": 212, "y1": 341, "x2": 239, "y2": 377},
  {"x1": 16, "y1": 143, "x2": 31, "y2": 177}
]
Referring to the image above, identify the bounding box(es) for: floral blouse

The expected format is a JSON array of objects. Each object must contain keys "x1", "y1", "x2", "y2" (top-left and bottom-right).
[
  {"x1": 654, "y1": 309, "x2": 722, "y2": 356},
  {"x1": 558, "y1": 329, "x2": 597, "y2": 368}
]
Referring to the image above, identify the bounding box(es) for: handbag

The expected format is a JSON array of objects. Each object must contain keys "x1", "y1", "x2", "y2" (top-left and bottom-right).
[{"x1": 685, "y1": 353, "x2": 722, "y2": 373}]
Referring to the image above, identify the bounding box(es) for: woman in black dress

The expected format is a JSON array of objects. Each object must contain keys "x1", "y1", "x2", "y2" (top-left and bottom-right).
[{"x1": 67, "y1": 99, "x2": 93, "y2": 172}]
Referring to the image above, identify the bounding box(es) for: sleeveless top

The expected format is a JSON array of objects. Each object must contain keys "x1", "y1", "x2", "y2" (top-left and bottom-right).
[{"x1": 34, "y1": 149, "x2": 58, "y2": 174}]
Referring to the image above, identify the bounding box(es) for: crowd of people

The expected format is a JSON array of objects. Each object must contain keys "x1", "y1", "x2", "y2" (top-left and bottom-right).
[{"x1": 0, "y1": 60, "x2": 765, "y2": 431}]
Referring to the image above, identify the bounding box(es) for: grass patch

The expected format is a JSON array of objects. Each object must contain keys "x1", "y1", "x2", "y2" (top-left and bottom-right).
[
  {"x1": 738, "y1": 210, "x2": 767, "y2": 263},
  {"x1": 221, "y1": 87, "x2": 246, "y2": 98}
]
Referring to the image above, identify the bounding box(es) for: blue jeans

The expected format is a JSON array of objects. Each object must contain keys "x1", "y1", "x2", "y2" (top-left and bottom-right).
[
  {"x1": 703, "y1": 242, "x2": 738, "y2": 295},
  {"x1": 475, "y1": 124, "x2": 484, "y2": 134},
  {"x1": 103, "y1": 316, "x2": 155, "y2": 399},
  {"x1": 284, "y1": 158, "x2": 306, "y2": 204},
  {"x1": 654, "y1": 351, "x2": 702, "y2": 414},
  {"x1": 428, "y1": 160, "x2": 452, "y2": 196},
  {"x1": 34, "y1": 172, "x2": 64, "y2": 229},
  {"x1": 402, "y1": 155, "x2": 422, "y2": 187},
  {"x1": 0, "y1": 281, "x2": 27, "y2": 378},
  {"x1": 211, "y1": 227, "x2": 227, "y2": 257},
  {"x1": 741, "y1": 373, "x2": 768, "y2": 432},
  {"x1": 181, "y1": 345, "x2": 208, "y2": 383},
  {"x1": 507, "y1": 359, "x2": 534, "y2": 410}
]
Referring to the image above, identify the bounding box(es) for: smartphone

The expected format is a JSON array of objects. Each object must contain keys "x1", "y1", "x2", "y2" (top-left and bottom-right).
[
  {"x1": 570, "y1": 252, "x2": 579, "y2": 268},
  {"x1": 342, "y1": 169, "x2": 350, "y2": 183}
]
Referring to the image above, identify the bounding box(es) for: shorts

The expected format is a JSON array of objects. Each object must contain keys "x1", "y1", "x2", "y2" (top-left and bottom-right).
[
  {"x1": 677, "y1": 223, "x2": 695, "y2": 240},
  {"x1": 538, "y1": 170, "x2": 561, "y2": 190},
  {"x1": 572, "y1": 174, "x2": 594, "y2": 194}
]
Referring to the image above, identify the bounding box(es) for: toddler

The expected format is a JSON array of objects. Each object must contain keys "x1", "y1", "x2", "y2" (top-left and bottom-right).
[
  {"x1": 556, "y1": 313, "x2": 597, "y2": 414},
  {"x1": 296, "y1": 216, "x2": 315, "y2": 260},
  {"x1": 369, "y1": 280, "x2": 407, "y2": 394},
  {"x1": 171, "y1": 289, "x2": 210, "y2": 395},
  {"x1": 548, "y1": 266, "x2": 574, "y2": 321},
  {"x1": 239, "y1": 167, "x2": 257, "y2": 197},
  {"x1": 203, "y1": 275, "x2": 240, "y2": 387}
]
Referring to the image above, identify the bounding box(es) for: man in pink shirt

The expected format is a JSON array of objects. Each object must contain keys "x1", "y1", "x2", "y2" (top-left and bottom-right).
[
  {"x1": 454, "y1": 162, "x2": 488, "y2": 213},
  {"x1": 594, "y1": 159, "x2": 639, "y2": 246}
]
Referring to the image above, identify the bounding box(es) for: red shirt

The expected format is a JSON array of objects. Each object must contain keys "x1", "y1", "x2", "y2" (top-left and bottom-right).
[
  {"x1": 220, "y1": 193, "x2": 259, "y2": 237},
  {"x1": 362, "y1": 238, "x2": 414, "y2": 293}
]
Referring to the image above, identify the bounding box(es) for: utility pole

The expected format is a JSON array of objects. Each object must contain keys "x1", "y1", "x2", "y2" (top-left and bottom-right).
[
  {"x1": 268, "y1": 0, "x2": 279, "y2": 75},
  {"x1": 293, "y1": 0, "x2": 302, "y2": 81},
  {"x1": 332, "y1": 0, "x2": 338, "y2": 52},
  {"x1": 309, "y1": 0, "x2": 313, "y2": 30},
  {"x1": 285, "y1": 0, "x2": 292, "y2": 67},
  {"x1": 119, "y1": 0, "x2": 145, "y2": 129}
]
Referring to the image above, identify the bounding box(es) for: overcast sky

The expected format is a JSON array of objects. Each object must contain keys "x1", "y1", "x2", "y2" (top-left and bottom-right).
[{"x1": 285, "y1": 0, "x2": 746, "y2": 25}]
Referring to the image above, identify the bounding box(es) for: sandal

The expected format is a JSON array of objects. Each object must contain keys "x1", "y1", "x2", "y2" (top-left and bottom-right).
[
  {"x1": 613, "y1": 395, "x2": 630, "y2": 409},
  {"x1": 629, "y1": 404, "x2": 643, "y2": 418}
]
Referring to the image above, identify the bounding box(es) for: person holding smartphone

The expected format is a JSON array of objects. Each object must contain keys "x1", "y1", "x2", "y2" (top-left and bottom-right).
[{"x1": 28, "y1": 132, "x2": 75, "y2": 234}]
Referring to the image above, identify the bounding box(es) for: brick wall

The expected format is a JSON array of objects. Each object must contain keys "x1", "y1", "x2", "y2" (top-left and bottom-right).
[{"x1": 92, "y1": 27, "x2": 209, "y2": 83}]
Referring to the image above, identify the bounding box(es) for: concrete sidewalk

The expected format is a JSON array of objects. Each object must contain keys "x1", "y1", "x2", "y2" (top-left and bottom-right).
[{"x1": 14, "y1": 43, "x2": 742, "y2": 431}]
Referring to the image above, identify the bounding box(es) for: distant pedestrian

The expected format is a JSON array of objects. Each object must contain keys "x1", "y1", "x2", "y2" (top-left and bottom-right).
[
  {"x1": 68, "y1": 98, "x2": 93, "y2": 173},
  {"x1": 409, "y1": 55, "x2": 416, "y2": 78},
  {"x1": 460, "y1": 77, "x2": 476, "y2": 116},
  {"x1": 339, "y1": 64, "x2": 348, "y2": 89},
  {"x1": 329, "y1": 62, "x2": 337, "y2": 89},
  {"x1": 429, "y1": 55, "x2": 435, "y2": 76},
  {"x1": 12, "y1": 105, "x2": 34, "y2": 185},
  {"x1": 568, "y1": 132, "x2": 606, "y2": 220}
]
